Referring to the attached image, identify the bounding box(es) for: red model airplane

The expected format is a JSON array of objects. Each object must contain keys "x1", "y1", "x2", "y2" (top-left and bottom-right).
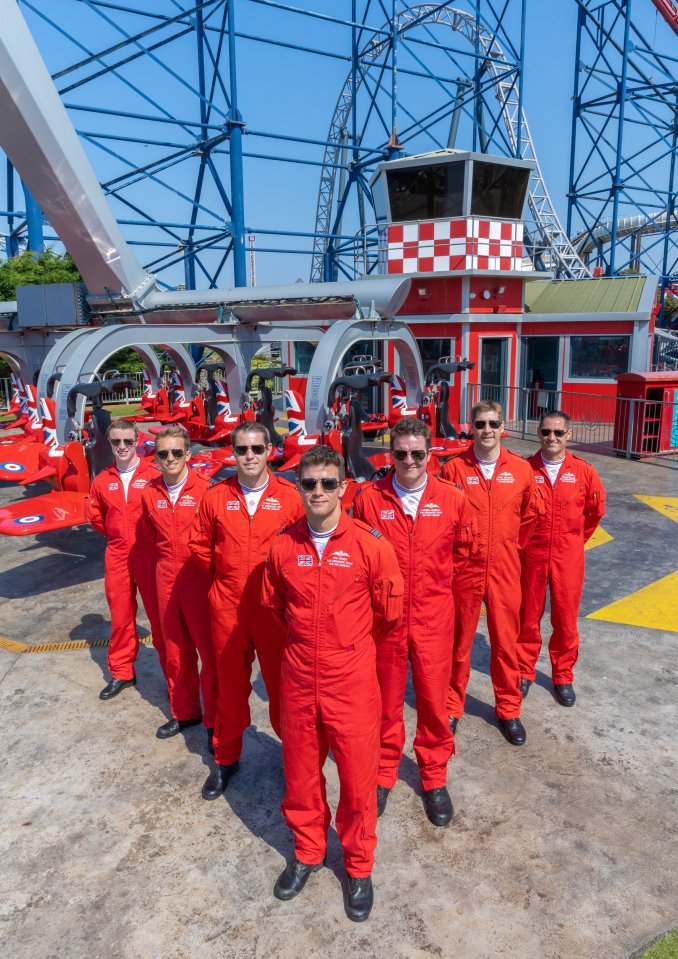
[{"x1": 0, "y1": 380, "x2": 156, "y2": 536}]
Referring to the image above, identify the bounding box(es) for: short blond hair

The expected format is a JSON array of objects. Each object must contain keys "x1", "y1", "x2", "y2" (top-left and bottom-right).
[
  {"x1": 470, "y1": 399, "x2": 504, "y2": 423},
  {"x1": 155, "y1": 424, "x2": 190, "y2": 449}
]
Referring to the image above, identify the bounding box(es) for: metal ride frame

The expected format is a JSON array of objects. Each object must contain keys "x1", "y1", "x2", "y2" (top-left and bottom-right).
[
  {"x1": 567, "y1": 0, "x2": 678, "y2": 319},
  {"x1": 40, "y1": 316, "x2": 422, "y2": 443},
  {"x1": 1, "y1": 0, "x2": 589, "y2": 292},
  {"x1": 2, "y1": 1, "x2": 674, "y2": 295}
]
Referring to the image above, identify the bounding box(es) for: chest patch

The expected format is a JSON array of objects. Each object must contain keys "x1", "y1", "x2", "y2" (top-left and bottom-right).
[
  {"x1": 179, "y1": 496, "x2": 196, "y2": 507},
  {"x1": 560, "y1": 473, "x2": 577, "y2": 484},
  {"x1": 467, "y1": 476, "x2": 480, "y2": 485},
  {"x1": 297, "y1": 554, "x2": 313, "y2": 566},
  {"x1": 380, "y1": 509, "x2": 395, "y2": 520},
  {"x1": 535, "y1": 475, "x2": 545, "y2": 484},
  {"x1": 156, "y1": 499, "x2": 168, "y2": 509},
  {"x1": 496, "y1": 471, "x2": 515, "y2": 484},
  {"x1": 227, "y1": 500, "x2": 240, "y2": 510},
  {"x1": 132, "y1": 479, "x2": 147, "y2": 489},
  {"x1": 326, "y1": 549, "x2": 353, "y2": 568},
  {"x1": 420, "y1": 501, "x2": 442, "y2": 518},
  {"x1": 261, "y1": 497, "x2": 281, "y2": 511},
  {"x1": 108, "y1": 482, "x2": 119, "y2": 491}
]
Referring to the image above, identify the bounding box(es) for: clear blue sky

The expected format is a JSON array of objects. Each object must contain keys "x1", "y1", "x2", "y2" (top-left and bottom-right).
[{"x1": 1, "y1": 0, "x2": 673, "y2": 287}]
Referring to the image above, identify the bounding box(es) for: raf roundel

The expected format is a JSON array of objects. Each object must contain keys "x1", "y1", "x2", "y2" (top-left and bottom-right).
[
  {"x1": 0, "y1": 462, "x2": 25, "y2": 473},
  {"x1": 13, "y1": 514, "x2": 45, "y2": 526}
]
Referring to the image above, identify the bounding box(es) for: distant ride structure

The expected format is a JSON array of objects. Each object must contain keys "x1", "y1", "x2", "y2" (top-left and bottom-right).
[
  {"x1": 567, "y1": 0, "x2": 678, "y2": 321},
  {"x1": 0, "y1": 0, "x2": 675, "y2": 310}
]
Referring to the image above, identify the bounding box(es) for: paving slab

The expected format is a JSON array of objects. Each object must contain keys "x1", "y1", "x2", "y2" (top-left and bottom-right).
[{"x1": 0, "y1": 442, "x2": 677, "y2": 959}]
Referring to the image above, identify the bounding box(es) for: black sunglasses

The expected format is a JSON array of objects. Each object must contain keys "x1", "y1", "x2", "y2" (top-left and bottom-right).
[
  {"x1": 233, "y1": 444, "x2": 267, "y2": 456},
  {"x1": 474, "y1": 419, "x2": 502, "y2": 430},
  {"x1": 392, "y1": 448, "x2": 427, "y2": 462},
  {"x1": 540, "y1": 428, "x2": 567, "y2": 438},
  {"x1": 156, "y1": 448, "x2": 187, "y2": 460},
  {"x1": 299, "y1": 477, "x2": 340, "y2": 492},
  {"x1": 110, "y1": 437, "x2": 135, "y2": 448}
]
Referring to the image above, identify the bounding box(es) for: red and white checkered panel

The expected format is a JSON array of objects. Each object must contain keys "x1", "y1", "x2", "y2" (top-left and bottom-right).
[{"x1": 386, "y1": 219, "x2": 524, "y2": 274}]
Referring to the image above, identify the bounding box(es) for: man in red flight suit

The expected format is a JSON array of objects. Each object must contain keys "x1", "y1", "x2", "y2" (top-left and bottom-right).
[
  {"x1": 517, "y1": 410, "x2": 606, "y2": 707},
  {"x1": 262, "y1": 446, "x2": 403, "y2": 922},
  {"x1": 441, "y1": 400, "x2": 542, "y2": 746},
  {"x1": 141, "y1": 425, "x2": 217, "y2": 745},
  {"x1": 190, "y1": 422, "x2": 304, "y2": 800},
  {"x1": 87, "y1": 418, "x2": 163, "y2": 700},
  {"x1": 353, "y1": 417, "x2": 475, "y2": 826}
]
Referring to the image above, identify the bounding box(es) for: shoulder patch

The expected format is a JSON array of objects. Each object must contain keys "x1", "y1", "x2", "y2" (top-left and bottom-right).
[
  {"x1": 370, "y1": 528, "x2": 382, "y2": 538},
  {"x1": 277, "y1": 526, "x2": 288, "y2": 536}
]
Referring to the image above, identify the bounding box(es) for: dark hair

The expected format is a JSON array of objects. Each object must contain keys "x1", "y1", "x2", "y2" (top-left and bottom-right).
[
  {"x1": 154, "y1": 423, "x2": 190, "y2": 450},
  {"x1": 230, "y1": 421, "x2": 271, "y2": 446},
  {"x1": 107, "y1": 417, "x2": 138, "y2": 439},
  {"x1": 539, "y1": 409, "x2": 571, "y2": 429},
  {"x1": 298, "y1": 445, "x2": 346, "y2": 483},
  {"x1": 390, "y1": 416, "x2": 431, "y2": 450},
  {"x1": 470, "y1": 399, "x2": 504, "y2": 423}
]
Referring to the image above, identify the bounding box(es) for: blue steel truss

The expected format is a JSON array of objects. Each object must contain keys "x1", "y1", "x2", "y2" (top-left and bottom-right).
[
  {"x1": 1, "y1": 0, "x2": 540, "y2": 290},
  {"x1": 567, "y1": 0, "x2": 678, "y2": 319},
  {"x1": 3, "y1": 0, "x2": 247, "y2": 289}
]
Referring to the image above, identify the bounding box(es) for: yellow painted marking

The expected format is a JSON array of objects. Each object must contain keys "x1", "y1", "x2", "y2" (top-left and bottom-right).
[
  {"x1": 633, "y1": 495, "x2": 678, "y2": 525},
  {"x1": 0, "y1": 635, "x2": 154, "y2": 654},
  {"x1": 584, "y1": 526, "x2": 613, "y2": 551},
  {"x1": 587, "y1": 570, "x2": 678, "y2": 633}
]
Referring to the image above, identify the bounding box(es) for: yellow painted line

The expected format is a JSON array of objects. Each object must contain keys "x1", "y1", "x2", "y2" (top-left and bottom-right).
[
  {"x1": 585, "y1": 525, "x2": 613, "y2": 551},
  {"x1": 587, "y1": 569, "x2": 678, "y2": 633},
  {"x1": 633, "y1": 495, "x2": 678, "y2": 524},
  {"x1": 0, "y1": 635, "x2": 154, "y2": 654}
]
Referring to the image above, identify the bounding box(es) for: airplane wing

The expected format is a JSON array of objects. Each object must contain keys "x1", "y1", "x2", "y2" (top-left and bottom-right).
[
  {"x1": 0, "y1": 491, "x2": 88, "y2": 536},
  {"x1": 0, "y1": 443, "x2": 43, "y2": 482}
]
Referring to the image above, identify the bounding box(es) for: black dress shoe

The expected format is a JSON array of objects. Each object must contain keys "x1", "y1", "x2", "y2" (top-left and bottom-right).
[
  {"x1": 554, "y1": 683, "x2": 576, "y2": 707},
  {"x1": 201, "y1": 762, "x2": 239, "y2": 800},
  {"x1": 498, "y1": 717, "x2": 526, "y2": 746},
  {"x1": 99, "y1": 676, "x2": 136, "y2": 700},
  {"x1": 345, "y1": 875, "x2": 373, "y2": 922},
  {"x1": 376, "y1": 785, "x2": 390, "y2": 818},
  {"x1": 156, "y1": 716, "x2": 202, "y2": 739},
  {"x1": 423, "y1": 786, "x2": 453, "y2": 827},
  {"x1": 449, "y1": 716, "x2": 460, "y2": 735},
  {"x1": 274, "y1": 857, "x2": 324, "y2": 901},
  {"x1": 206, "y1": 728, "x2": 214, "y2": 755},
  {"x1": 520, "y1": 678, "x2": 532, "y2": 699}
]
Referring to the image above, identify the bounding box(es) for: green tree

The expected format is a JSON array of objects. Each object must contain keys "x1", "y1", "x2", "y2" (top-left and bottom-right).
[
  {"x1": 1, "y1": 250, "x2": 82, "y2": 379},
  {"x1": 0, "y1": 249, "x2": 81, "y2": 301}
]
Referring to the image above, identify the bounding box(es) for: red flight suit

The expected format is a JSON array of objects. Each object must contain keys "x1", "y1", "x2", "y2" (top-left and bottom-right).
[
  {"x1": 353, "y1": 474, "x2": 475, "y2": 789},
  {"x1": 517, "y1": 451, "x2": 605, "y2": 684},
  {"x1": 87, "y1": 461, "x2": 164, "y2": 681},
  {"x1": 262, "y1": 513, "x2": 403, "y2": 877},
  {"x1": 142, "y1": 470, "x2": 217, "y2": 726},
  {"x1": 441, "y1": 447, "x2": 542, "y2": 719},
  {"x1": 189, "y1": 471, "x2": 304, "y2": 765}
]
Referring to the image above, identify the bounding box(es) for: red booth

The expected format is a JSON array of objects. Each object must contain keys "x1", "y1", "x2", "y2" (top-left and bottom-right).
[{"x1": 613, "y1": 372, "x2": 678, "y2": 457}]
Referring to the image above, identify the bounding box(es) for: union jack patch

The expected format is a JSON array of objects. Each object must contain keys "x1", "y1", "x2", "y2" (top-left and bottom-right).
[{"x1": 297, "y1": 554, "x2": 313, "y2": 566}]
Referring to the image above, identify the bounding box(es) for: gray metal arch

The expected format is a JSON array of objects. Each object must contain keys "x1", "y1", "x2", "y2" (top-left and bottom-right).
[
  {"x1": 311, "y1": 4, "x2": 589, "y2": 282},
  {"x1": 0, "y1": 329, "x2": 63, "y2": 385},
  {"x1": 43, "y1": 330, "x2": 197, "y2": 441},
  {"x1": 304, "y1": 319, "x2": 423, "y2": 435},
  {"x1": 46, "y1": 323, "x2": 332, "y2": 443},
  {"x1": 0, "y1": 349, "x2": 24, "y2": 379}
]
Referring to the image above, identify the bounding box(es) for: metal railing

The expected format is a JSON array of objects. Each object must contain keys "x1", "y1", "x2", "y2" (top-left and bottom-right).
[{"x1": 467, "y1": 382, "x2": 678, "y2": 464}]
